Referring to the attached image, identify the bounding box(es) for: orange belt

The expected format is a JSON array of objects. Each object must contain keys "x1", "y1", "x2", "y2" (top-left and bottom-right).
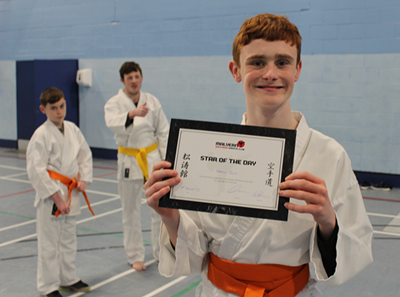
[
  {"x1": 208, "y1": 253, "x2": 309, "y2": 297},
  {"x1": 118, "y1": 142, "x2": 158, "y2": 181},
  {"x1": 47, "y1": 170, "x2": 95, "y2": 218}
]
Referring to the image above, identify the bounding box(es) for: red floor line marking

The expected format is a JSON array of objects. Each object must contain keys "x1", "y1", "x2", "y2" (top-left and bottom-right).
[
  {"x1": 94, "y1": 171, "x2": 117, "y2": 178},
  {"x1": 363, "y1": 196, "x2": 400, "y2": 203},
  {"x1": 0, "y1": 154, "x2": 26, "y2": 160},
  {"x1": 0, "y1": 189, "x2": 35, "y2": 199},
  {"x1": 93, "y1": 165, "x2": 118, "y2": 170}
]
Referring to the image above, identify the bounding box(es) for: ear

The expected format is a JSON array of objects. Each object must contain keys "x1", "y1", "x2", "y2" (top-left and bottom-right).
[
  {"x1": 39, "y1": 105, "x2": 46, "y2": 114},
  {"x1": 120, "y1": 78, "x2": 124, "y2": 84},
  {"x1": 229, "y1": 60, "x2": 242, "y2": 83},
  {"x1": 294, "y1": 60, "x2": 302, "y2": 82}
]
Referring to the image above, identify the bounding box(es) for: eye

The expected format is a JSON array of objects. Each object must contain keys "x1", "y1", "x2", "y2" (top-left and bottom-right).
[
  {"x1": 276, "y1": 60, "x2": 290, "y2": 67},
  {"x1": 250, "y1": 60, "x2": 265, "y2": 67}
]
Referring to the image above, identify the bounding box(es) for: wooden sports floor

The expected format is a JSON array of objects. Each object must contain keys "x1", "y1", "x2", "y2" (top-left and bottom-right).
[{"x1": 0, "y1": 147, "x2": 399, "y2": 297}]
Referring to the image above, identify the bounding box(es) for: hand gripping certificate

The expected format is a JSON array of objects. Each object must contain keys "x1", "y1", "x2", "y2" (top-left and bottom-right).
[{"x1": 159, "y1": 119, "x2": 296, "y2": 221}]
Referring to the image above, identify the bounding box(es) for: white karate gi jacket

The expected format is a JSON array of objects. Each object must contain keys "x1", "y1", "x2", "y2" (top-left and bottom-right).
[
  {"x1": 158, "y1": 112, "x2": 373, "y2": 297},
  {"x1": 27, "y1": 120, "x2": 93, "y2": 215},
  {"x1": 104, "y1": 89, "x2": 169, "y2": 180}
]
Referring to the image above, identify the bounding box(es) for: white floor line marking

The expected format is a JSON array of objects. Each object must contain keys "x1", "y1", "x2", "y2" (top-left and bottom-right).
[
  {"x1": 373, "y1": 230, "x2": 400, "y2": 237},
  {"x1": 0, "y1": 164, "x2": 26, "y2": 171},
  {"x1": 0, "y1": 220, "x2": 36, "y2": 232},
  {"x1": 141, "y1": 276, "x2": 187, "y2": 297},
  {"x1": 0, "y1": 233, "x2": 37, "y2": 248},
  {"x1": 0, "y1": 196, "x2": 120, "y2": 233},
  {"x1": 1, "y1": 172, "x2": 27, "y2": 178},
  {"x1": 69, "y1": 259, "x2": 157, "y2": 297},
  {"x1": 0, "y1": 207, "x2": 124, "y2": 248},
  {"x1": 0, "y1": 177, "x2": 118, "y2": 197},
  {"x1": 0, "y1": 176, "x2": 31, "y2": 184},
  {"x1": 383, "y1": 212, "x2": 400, "y2": 234},
  {"x1": 0, "y1": 177, "x2": 118, "y2": 205},
  {"x1": 367, "y1": 212, "x2": 398, "y2": 219},
  {"x1": 93, "y1": 177, "x2": 118, "y2": 183},
  {"x1": 85, "y1": 189, "x2": 119, "y2": 197},
  {"x1": 83, "y1": 196, "x2": 120, "y2": 207},
  {"x1": 0, "y1": 199, "x2": 148, "y2": 247},
  {"x1": 75, "y1": 208, "x2": 122, "y2": 224}
]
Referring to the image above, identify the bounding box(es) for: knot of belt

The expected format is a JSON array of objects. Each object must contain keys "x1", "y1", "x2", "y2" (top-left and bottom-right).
[
  {"x1": 118, "y1": 142, "x2": 158, "y2": 181},
  {"x1": 47, "y1": 170, "x2": 95, "y2": 218}
]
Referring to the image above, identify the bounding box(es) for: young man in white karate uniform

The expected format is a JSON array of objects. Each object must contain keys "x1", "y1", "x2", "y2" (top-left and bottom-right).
[
  {"x1": 27, "y1": 87, "x2": 92, "y2": 297},
  {"x1": 145, "y1": 14, "x2": 373, "y2": 297},
  {"x1": 104, "y1": 62, "x2": 169, "y2": 271}
]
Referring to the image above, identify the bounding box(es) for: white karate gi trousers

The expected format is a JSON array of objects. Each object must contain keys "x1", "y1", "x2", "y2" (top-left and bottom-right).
[
  {"x1": 119, "y1": 179, "x2": 161, "y2": 264},
  {"x1": 36, "y1": 198, "x2": 79, "y2": 295}
]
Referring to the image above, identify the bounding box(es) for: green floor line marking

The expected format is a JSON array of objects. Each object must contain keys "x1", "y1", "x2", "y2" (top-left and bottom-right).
[
  {"x1": 170, "y1": 280, "x2": 202, "y2": 297},
  {"x1": 78, "y1": 227, "x2": 153, "y2": 243},
  {"x1": 0, "y1": 210, "x2": 35, "y2": 220},
  {"x1": 78, "y1": 227, "x2": 123, "y2": 238}
]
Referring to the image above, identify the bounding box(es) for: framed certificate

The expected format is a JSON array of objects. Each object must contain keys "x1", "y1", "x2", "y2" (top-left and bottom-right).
[{"x1": 158, "y1": 119, "x2": 296, "y2": 221}]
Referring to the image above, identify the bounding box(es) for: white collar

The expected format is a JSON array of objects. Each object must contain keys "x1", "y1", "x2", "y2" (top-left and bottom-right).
[{"x1": 241, "y1": 111, "x2": 312, "y2": 171}]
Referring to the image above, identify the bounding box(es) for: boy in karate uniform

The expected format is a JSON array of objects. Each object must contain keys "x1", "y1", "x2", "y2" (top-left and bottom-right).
[
  {"x1": 145, "y1": 14, "x2": 373, "y2": 297},
  {"x1": 27, "y1": 87, "x2": 93, "y2": 297}
]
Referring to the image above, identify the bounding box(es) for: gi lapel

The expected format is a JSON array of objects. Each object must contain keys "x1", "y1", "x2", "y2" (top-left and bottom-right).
[{"x1": 218, "y1": 216, "x2": 255, "y2": 260}]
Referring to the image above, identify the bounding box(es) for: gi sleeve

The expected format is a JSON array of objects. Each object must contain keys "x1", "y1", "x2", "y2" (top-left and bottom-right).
[
  {"x1": 310, "y1": 153, "x2": 373, "y2": 286},
  {"x1": 26, "y1": 133, "x2": 60, "y2": 201},
  {"x1": 154, "y1": 103, "x2": 169, "y2": 160},
  {"x1": 76, "y1": 127, "x2": 93, "y2": 185},
  {"x1": 158, "y1": 210, "x2": 209, "y2": 277},
  {"x1": 104, "y1": 98, "x2": 132, "y2": 135}
]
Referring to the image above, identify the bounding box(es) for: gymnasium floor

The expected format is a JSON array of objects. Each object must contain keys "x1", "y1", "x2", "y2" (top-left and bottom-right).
[{"x1": 0, "y1": 147, "x2": 399, "y2": 297}]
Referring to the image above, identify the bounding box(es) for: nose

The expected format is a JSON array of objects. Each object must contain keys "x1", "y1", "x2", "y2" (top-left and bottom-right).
[{"x1": 261, "y1": 65, "x2": 278, "y2": 81}]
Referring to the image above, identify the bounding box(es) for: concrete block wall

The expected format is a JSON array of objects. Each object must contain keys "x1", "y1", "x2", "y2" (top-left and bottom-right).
[{"x1": 0, "y1": 0, "x2": 399, "y2": 175}]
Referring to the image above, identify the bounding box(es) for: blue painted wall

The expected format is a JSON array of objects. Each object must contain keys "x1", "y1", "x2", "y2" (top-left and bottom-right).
[
  {"x1": 1, "y1": 0, "x2": 399, "y2": 60},
  {"x1": 1, "y1": 0, "x2": 400, "y2": 176}
]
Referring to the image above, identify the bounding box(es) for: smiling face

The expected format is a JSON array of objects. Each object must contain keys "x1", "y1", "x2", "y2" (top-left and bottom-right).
[
  {"x1": 121, "y1": 70, "x2": 143, "y2": 102},
  {"x1": 39, "y1": 98, "x2": 66, "y2": 128},
  {"x1": 230, "y1": 39, "x2": 302, "y2": 114}
]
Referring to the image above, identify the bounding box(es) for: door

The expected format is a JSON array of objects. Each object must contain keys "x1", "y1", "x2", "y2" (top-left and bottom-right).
[{"x1": 16, "y1": 59, "x2": 79, "y2": 147}]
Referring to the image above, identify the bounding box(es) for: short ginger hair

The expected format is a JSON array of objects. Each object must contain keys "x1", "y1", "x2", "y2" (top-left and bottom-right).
[{"x1": 232, "y1": 13, "x2": 302, "y2": 67}]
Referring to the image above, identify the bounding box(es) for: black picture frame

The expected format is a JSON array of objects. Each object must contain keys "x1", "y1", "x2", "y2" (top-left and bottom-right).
[{"x1": 158, "y1": 119, "x2": 296, "y2": 221}]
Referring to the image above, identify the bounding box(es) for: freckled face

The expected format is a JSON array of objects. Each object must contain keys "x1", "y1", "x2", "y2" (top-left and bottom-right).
[
  {"x1": 39, "y1": 98, "x2": 66, "y2": 128},
  {"x1": 230, "y1": 39, "x2": 302, "y2": 111}
]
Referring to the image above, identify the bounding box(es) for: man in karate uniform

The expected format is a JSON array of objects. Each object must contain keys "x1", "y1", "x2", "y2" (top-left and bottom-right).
[
  {"x1": 145, "y1": 14, "x2": 373, "y2": 296},
  {"x1": 104, "y1": 61, "x2": 169, "y2": 271},
  {"x1": 27, "y1": 87, "x2": 92, "y2": 297}
]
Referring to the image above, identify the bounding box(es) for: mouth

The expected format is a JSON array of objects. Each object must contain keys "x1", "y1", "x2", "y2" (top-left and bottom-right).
[{"x1": 257, "y1": 85, "x2": 284, "y2": 91}]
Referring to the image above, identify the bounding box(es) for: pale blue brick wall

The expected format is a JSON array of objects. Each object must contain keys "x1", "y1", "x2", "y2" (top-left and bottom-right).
[
  {"x1": 79, "y1": 57, "x2": 244, "y2": 149},
  {"x1": 1, "y1": 0, "x2": 400, "y2": 59},
  {"x1": 0, "y1": 0, "x2": 400, "y2": 175},
  {"x1": 291, "y1": 53, "x2": 400, "y2": 174}
]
